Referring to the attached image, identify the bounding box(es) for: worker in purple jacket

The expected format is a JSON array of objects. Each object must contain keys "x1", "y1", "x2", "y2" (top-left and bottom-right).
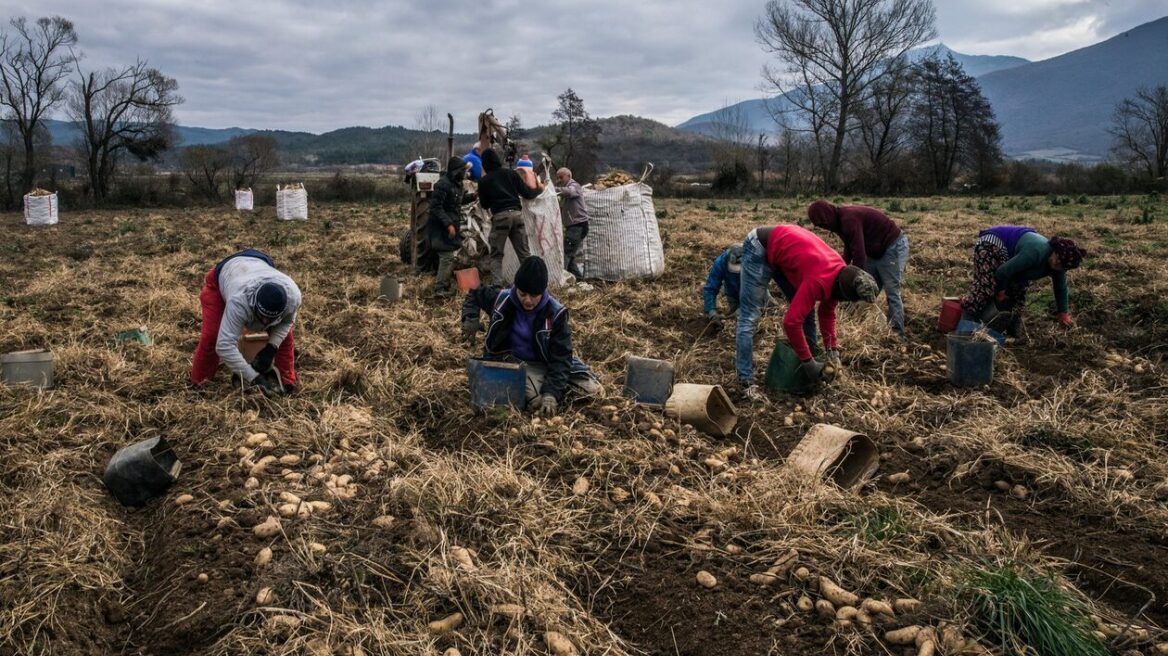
[{"x1": 807, "y1": 200, "x2": 909, "y2": 336}]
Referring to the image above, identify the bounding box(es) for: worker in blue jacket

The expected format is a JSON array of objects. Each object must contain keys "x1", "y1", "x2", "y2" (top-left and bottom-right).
[{"x1": 703, "y1": 245, "x2": 744, "y2": 328}]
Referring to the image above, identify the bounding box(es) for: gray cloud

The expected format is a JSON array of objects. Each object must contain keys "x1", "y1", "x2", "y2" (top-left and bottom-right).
[{"x1": 1, "y1": 0, "x2": 1163, "y2": 131}]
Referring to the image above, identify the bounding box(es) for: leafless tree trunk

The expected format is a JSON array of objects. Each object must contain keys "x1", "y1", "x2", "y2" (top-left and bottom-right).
[
  {"x1": 854, "y1": 56, "x2": 912, "y2": 192},
  {"x1": 227, "y1": 135, "x2": 278, "y2": 190},
  {"x1": 0, "y1": 16, "x2": 78, "y2": 193},
  {"x1": 409, "y1": 104, "x2": 446, "y2": 161},
  {"x1": 755, "y1": 0, "x2": 935, "y2": 192},
  {"x1": 1110, "y1": 85, "x2": 1168, "y2": 181},
  {"x1": 180, "y1": 145, "x2": 229, "y2": 201},
  {"x1": 68, "y1": 59, "x2": 182, "y2": 201}
]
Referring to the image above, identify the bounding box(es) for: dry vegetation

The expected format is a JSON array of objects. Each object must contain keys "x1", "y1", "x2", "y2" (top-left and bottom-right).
[{"x1": 1, "y1": 193, "x2": 1166, "y2": 656}]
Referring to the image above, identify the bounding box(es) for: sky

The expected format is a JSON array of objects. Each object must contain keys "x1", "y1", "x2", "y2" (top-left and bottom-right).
[{"x1": 3, "y1": 0, "x2": 1165, "y2": 133}]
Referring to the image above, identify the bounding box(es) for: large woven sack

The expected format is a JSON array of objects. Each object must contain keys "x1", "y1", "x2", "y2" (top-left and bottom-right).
[
  {"x1": 276, "y1": 184, "x2": 308, "y2": 221},
  {"x1": 235, "y1": 188, "x2": 254, "y2": 211},
  {"x1": 578, "y1": 166, "x2": 664, "y2": 281},
  {"x1": 502, "y1": 171, "x2": 566, "y2": 287},
  {"x1": 24, "y1": 189, "x2": 59, "y2": 226}
]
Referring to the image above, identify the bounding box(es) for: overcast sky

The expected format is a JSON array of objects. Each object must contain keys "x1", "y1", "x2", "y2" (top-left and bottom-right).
[{"x1": 3, "y1": 0, "x2": 1165, "y2": 132}]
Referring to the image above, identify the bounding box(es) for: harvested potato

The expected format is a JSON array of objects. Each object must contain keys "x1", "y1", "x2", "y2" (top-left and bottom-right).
[
  {"x1": 993, "y1": 480, "x2": 1011, "y2": 491},
  {"x1": 545, "y1": 631, "x2": 577, "y2": 656},
  {"x1": 893, "y1": 598, "x2": 921, "y2": 614},
  {"x1": 796, "y1": 595, "x2": 814, "y2": 612},
  {"x1": 610, "y1": 487, "x2": 630, "y2": 503},
  {"x1": 244, "y1": 477, "x2": 260, "y2": 490},
  {"x1": 1009, "y1": 484, "x2": 1030, "y2": 500},
  {"x1": 887, "y1": 471, "x2": 911, "y2": 484},
  {"x1": 443, "y1": 649, "x2": 462, "y2": 656},
  {"x1": 371, "y1": 515, "x2": 395, "y2": 529},
  {"x1": 884, "y1": 625, "x2": 923, "y2": 645},
  {"x1": 174, "y1": 494, "x2": 195, "y2": 506},
  {"x1": 819, "y1": 577, "x2": 858, "y2": 607},
  {"x1": 451, "y1": 546, "x2": 477, "y2": 572},
  {"x1": 815, "y1": 599, "x2": 835, "y2": 619},
  {"x1": 279, "y1": 491, "x2": 302, "y2": 504},
  {"x1": 572, "y1": 477, "x2": 590, "y2": 496},
  {"x1": 255, "y1": 547, "x2": 273, "y2": 567},
  {"x1": 428, "y1": 612, "x2": 463, "y2": 634},
  {"x1": 750, "y1": 573, "x2": 778, "y2": 586},
  {"x1": 862, "y1": 598, "x2": 895, "y2": 617},
  {"x1": 255, "y1": 587, "x2": 276, "y2": 605},
  {"x1": 794, "y1": 566, "x2": 812, "y2": 581},
  {"x1": 307, "y1": 500, "x2": 332, "y2": 513},
  {"x1": 836, "y1": 606, "x2": 858, "y2": 621},
  {"x1": 696, "y1": 570, "x2": 718, "y2": 588},
  {"x1": 278, "y1": 454, "x2": 301, "y2": 466},
  {"x1": 197, "y1": 572, "x2": 209, "y2": 584},
  {"x1": 254, "y1": 516, "x2": 281, "y2": 538},
  {"x1": 245, "y1": 432, "x2": 268, "y2": 446},
  {"x1": 490, "y1": 603, "x2": 526, "y2": 618}
]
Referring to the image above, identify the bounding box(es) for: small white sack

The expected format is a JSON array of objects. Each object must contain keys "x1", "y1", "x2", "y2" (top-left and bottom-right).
[
  {"x1": 24, "y1": 190, "x2": 59, "y2": 226},
  {"x1": 235, "y1": 188, "x2": 254, "y2": 211},
  {"x1": 275, "y1": 184, "x2": 308, "y2": 221},
  {"x1": 502, "y1": 173, "x2": 566, "y2": 288}
]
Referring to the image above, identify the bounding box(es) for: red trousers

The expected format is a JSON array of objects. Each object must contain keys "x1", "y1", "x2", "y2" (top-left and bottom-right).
[{"x1": 190, "y1": 268, "x2": 297, "y2": 385}]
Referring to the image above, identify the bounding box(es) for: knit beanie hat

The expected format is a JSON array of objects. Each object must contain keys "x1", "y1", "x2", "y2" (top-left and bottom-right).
[
  {"x1": 517, "y1": 154, "x2": 534, "y2": 168},
  {"x1": 726, "y1": 244, "x2": 744, "y2": 273},
  {"x1": 833, "y1": 265, "x2": 878, "y2": 302},
  {"x1": 1049, "y1": 236, "x2": 1086, "y2": 270},
  {"x1": 807, "y1": 199, "x2": 838, "y2": 229},
  {"x1": 514, "y1": 256, "x2": 548, "y2": 295},
  {"x1": 254, "y1": 282, "x2": 287, "y2": 321}
]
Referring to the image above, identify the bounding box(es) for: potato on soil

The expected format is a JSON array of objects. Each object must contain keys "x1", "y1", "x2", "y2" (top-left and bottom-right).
[
  {"x1": 244, "y1": 477, "x2": 260, "y2": 490},
  {"x1": 750, "y1": 572, "x2": 778, "y2": 586},
  {"x1": 174, "y1": 494, "x2": 194, "y2": 505},
  {"x1": 371, "y1": 515, "x2": 395, "y2": 529},
  {"x1": 545, "y1": 631, "x2": 578, "y2": 656},
  {"x1": 255, "y1": 546, "x2": 273, "y2": 567},
  {"x1": 428, "y1": 612, "x2": 464, "y2": 634},
  {"x1": 796, "y1": 595, "x2": 814, "y2": 612},
  {"x1": 836, "y1": 606, "x2": 858, "y2": 621},
  {"x1": 443, "y1": 650, "x2": 462, "y2": 656},
  {"x1": 696, "y1": 570, "x2": 718, "y2": 588},
  {"x1": 255, "y1": 586, "x2": 276, "y2": 605},
  {"x1": 451, "y1": 546, "x2": 477, "y2": 572},
  {"x1": 884, "y1": 625, "x2": 923, "y2": 645},
  {"x1": 254, "y1": 516, "x2": 281, "y2": 538},
  {"x1": 886, "y1": 471, "x2": 911, "y2": 484},
  {"x1": 819, "y1": 577, "x2": 858, "y2": 607},
  {"x1": 815, "y1": 599, "x2": 835, "y2": 619},
  {"x1": 892, "y1": 598, "x2": 921, "y2": 614},
  {"x1": 861, "y1": 598, "x2": 895, "y2": 617},
  {"x1": 572, "y1": 477, "x2": 590, "y2": 496},
  {"x1": 793, "y1": 566, "x2": 812, "y2": 581}
]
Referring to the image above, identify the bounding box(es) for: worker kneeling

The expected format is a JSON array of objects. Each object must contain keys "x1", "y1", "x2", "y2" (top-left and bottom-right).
[
  {"x1": 461, "y1": 256, "x2": 602, "y2": 416},
  {"x1": 191, "y1": 249, "x2": 302, "y2": 396}
]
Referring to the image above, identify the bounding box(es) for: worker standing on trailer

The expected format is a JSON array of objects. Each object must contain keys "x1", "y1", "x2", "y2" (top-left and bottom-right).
[
  {"x1": 555, "y1": 167, "x2": 590, "y2": 279},
  {"x1": 735, "y1": 224, "x2": 878, "y2": 401},
  {"x1": 429, "y1": 156, "x2": 472, "y2": 297},
  {"x1": 460, "y1": 256, "x2": 602, "y2": 416},
  {"x1": 191, "y1": 249, "x2": 301, "y2": 395},
  {"x1": 959, "y1": 226, "x2": 1086, "y2": 337},
  {"x1": 478, "y1": 148, "x2": 544, "y2": 285},
  {"x1": 806, "y1": 200, "x2": 910, "y2": 337}
]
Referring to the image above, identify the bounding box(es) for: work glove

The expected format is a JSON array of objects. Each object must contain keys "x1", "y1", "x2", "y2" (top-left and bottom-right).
[
  {"x1": 532, "y1": 394, "x2": 558, "y2": 417},
  {"x1": 1057, "y1": 312, "x2": 1074, "y2": 327},
  {"x1": 797, "y1": 358, "x2": 826, "y2": 384},
  {"x1": 825, "y1": 348, "x2": 841, "y2": 365},
  {"x1": 251, "y1": 373, "x2": 277, "y2": 397},
  {"x1": 705, "y1": 310, "x2": 722, "y2": 330},
  {"x1": 250, "y1": 344, "x2": 278, "y2": 376},
  {"x1": 461, "y1": 318, "x2": 481, "y2": 341},
  {"x1": 447, "y1": 224, "x2": 457, "y2": 238}
]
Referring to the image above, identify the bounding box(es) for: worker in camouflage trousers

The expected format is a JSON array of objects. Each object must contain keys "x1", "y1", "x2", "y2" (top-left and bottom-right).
[
  {"x1": 461, "y1": 256, "x2": 602, "y2": 416},
  {"x1": 191, "y1": 249, "x2": 301, "y2": 396}
]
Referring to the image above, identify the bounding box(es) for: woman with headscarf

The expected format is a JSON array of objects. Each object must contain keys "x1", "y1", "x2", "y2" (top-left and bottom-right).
[{"x1": 960, "y1": 226, "x2": 1086, "y2": 335}]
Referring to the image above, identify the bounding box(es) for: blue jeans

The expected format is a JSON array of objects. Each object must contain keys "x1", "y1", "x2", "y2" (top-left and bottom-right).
[
  {"x1": 735, "y1": 231, "x2": 817, "y2": 384},
  {"x1": 862, "y1": 233, "x2": 909, "y2": 335}
]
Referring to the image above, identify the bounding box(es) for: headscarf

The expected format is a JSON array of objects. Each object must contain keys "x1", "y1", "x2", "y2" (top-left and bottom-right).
[{"x1": 1048, "y1": 236, "x2": 1086, "y2": 270}]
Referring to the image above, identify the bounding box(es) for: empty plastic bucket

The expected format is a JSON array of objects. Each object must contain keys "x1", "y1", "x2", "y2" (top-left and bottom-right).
[
  {"x1": 947, "y1": 333, "x2": 995, "y2": 387},
  {"x1": 956, "y1": 319, "x2": 1005, "y2": 346},
  {"x1": 937, "y1": 297, "x2": 962, "y2": 333},
  {"x1": 379, "y1": 276, "x2": 403, "y2": 301},
  {"x1": 455, "y1": 267, "x2": 481, "y2": 292},
  {"x1": 664, "y1": 384, "x2": 738, "y2": 437},
  {"x1": 623, "y1": 356, "x2": 674, "y2": 406},
  {"x1": 467, "y1": 358, "x2": 527, "y2": 410},
  {"x1": 786, "y1": 424, "x2": 879, "y2": 489},
  {"x1": 764, "y1": 342, "x2": 816, "y2": 395},
  {"x1": 1, "y1": 349, "x2": 54, "y2": 388},
  {"x1": 103, "y1": 437, "x2": 182, "y2": 506}
]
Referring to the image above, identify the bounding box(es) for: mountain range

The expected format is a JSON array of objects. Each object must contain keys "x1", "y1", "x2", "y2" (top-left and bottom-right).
[{"x1": 677, "y1": 16, "x2": 1168, "y2": 162}]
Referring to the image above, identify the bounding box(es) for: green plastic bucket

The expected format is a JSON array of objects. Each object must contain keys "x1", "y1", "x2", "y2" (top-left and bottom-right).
[{"x1": 764, "y1": 342, "x2": 817, "y2": 395}]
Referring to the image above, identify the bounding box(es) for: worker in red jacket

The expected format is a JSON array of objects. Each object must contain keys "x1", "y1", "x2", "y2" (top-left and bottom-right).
[
  {"x1": 807, "y1": 200, "x2": 909, "y2": 336},
  {"x1": 735, "y1": 224, "x2": 878, "y2": 400}
]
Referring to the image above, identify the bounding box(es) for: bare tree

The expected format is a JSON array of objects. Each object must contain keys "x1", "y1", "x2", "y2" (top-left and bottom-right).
[
  {"x1": 0, "y1": 16, "x2": 78, "y2": 192},
  {"x1": 853, "y1": 55, "x2": 913, "y2": 192},
  {"x1": 180, "y1": 145, "x2": 229, "y2": 201},
  {"x1": 226, "y1": 134, "x2": 279, "y2": 190},
  {"x1": 709, "y1": 102, "x2": 755, "y2": 193},
  {"x1": 755, "y1": 0, "x2": 935, "y2": 191},
  {"x1": 408, "y1": 104, "x2": 446, "y2": 161},
  {"x1": 550, "y1": 89, "x2": 601, "y2": 181},
  {"x1": 1110, "y1": 85, "x2": 1168, "y2": 182},
  {"x1": 68, "y1": 59, "x2": 182, "y2": 201}
]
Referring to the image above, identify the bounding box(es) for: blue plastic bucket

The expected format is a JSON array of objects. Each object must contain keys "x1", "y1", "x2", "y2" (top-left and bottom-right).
[
  {"x1": 956, "y1": 319, "x2": 1005, "y2": 346},
  {"x1": 947, "y1": 334, "x2": 995, "y2": 387},
  {"x1": 467, "y1": 358, "x2": 527, "y2": 410},
  {"x1": 623, "y1": 356, "x2": 674, "y2": 406}
]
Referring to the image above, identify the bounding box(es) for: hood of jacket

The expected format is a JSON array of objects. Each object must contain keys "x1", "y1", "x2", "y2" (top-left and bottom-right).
[{"x1": 482, "y1": 147, "x2": 504, "y2": 173}]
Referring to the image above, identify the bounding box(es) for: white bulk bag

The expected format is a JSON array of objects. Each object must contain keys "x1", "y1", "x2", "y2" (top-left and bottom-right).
[
  {"x1": 24, "y1": 189, "x2": 59, "y2": 226},
  {"x1": 276, "y1": 184, "x2": 308, "y2": 221},
  {"x1": 502, "y1": 171, "x2": 566, "y2": 287},
  {"x1": 235, "y1": 188, "x2": 254, "y2": 211},
  {"x1": 578, "y1": 167, "x2": 664, "y2": 281}
]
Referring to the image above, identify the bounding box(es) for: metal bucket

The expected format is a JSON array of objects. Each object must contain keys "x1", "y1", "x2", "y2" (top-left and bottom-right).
[
  {"x1": 623, "y1": 356, "x2": 674, "y2": 407},
  {"x1": 786, "y1": 424, "x2": 879, "y2": 489},
  {"x1": 1, "y1": 349, "x2": 54, "y2": 388},
  {"x1": 664, "y1": 384, "x2": 738, "y2": 437},
  {"x1": 467, "y1": 358, "x2": 527, "y2": 410},
  {"x1": 103, "y1": 437, "x2": 182, "y2": 506}
]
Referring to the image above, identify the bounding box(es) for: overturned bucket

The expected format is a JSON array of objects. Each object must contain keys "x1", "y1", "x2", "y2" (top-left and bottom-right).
[
  {"x1": 786, "y1": 424, "x2": 879, "y2": 490},
  {"x1": 1, "y1": 349, "x2": 54, "y2": 388},
  {"x1": 623, "y1": 356, "x2": 674, "y2": 407},
  {"x1": 379, "y1": 276, "x2": 403, "y2": 302},
  {"x1": 664, "y1": 384, "x2": 738, "y2": 437},
  {"x1": 103, "y1": 437, "x2": 182, "y2": 507},
  {"x1": 467, "y1": 358, "x2": 527, "y2": 410},
  {"x1": 113, "y1": 326, "x2": 153, "y2": 346}
]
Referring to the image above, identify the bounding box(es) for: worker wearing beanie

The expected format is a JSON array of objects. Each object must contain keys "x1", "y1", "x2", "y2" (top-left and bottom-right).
[
  {"x1": 516, "y1": 154, "x2": 538, "y2": 189},
  {"x1": 807, "y1": 199, "x2": 910, "y2": 337},
  {"x1": 960, "y1": 226, "x2": 1086, "y2": 336},
  {"x1": 736, "y1": 224, "x2": 878, "y2": 400},
  {"x1": 460, "y1": 256, "x2": 602, "y2": 416},
  {"x1": 479, "y1": 148, "x2": 544, "y2": 285},
  {"x1": 702, "y1": 244, "x2": 747, "y2": 329},
  {"x1": 191, "y1": 249, "x2": 302, "y2": 395},
  {"x1": 429, "y1": 156, "x2": 473, "y2": 297}
]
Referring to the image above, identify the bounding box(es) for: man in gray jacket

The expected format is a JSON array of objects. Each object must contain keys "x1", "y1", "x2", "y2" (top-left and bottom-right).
[
  {"x1": 190, "y1": 249, "x2": 302, "y2": 395},
  {"x1": 556, "y1": 167, "x2": 589, "y2": 279}
]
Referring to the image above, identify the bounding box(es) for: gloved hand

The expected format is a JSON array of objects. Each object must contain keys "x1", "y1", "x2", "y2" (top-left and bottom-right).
[
  {"x1": 250, "y1": 344, "x2": 278, "y2": 376},
  {"x1": 251, "y1": 373, "x2": 277, "y2": 397},
  {"x1": 995, "y1": 290, "x2": 1008, "y2": 303},
  {"x1": 533, "y1": 394, "x2": 558, "y2": 417},
  {"x1": 461, "y1": 317, "x2": 481, "y2": 341},
  {"x1": 1057, "y1": 312, "x2": 1073, "y2": 327},
  {"x1": 825, "y1": 348, "x2": 841, "y2": 365},
  {"x1": 447, "y1": 224, "x2": 457, "y2": 238},
  {"x1": 798, "y1": 358, "x2": 825, "y2": 384},
  {"x1": 705, "y1": 310, "x2": 722, "y2": 330}
]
